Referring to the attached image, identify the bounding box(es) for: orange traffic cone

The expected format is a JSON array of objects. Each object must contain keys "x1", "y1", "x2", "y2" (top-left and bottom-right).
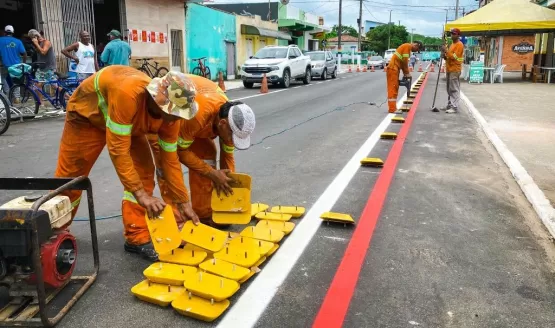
[
  {"x1": 348, "y1": 65, "x2": 352, "y2": 73},
  {"x1": 430, "y1": 63, "x2": 435, "y2": 72},
  {"x1": 218, "y1": 71, "x2": 226, "y2": 92},
  {"x1": 371, "y1": 65, "x2": 375, "y2": 72},
  {"x1": 356, "y1": 65, "x2": 361, "y2": 72},
  {"x1": 260, "y1": 73, "x2": 268, "y2": 94},
  {"x1": 418, "y1": 63, "x2": 423, "y2": 72},
  {"x1": 363, "y1": 66, "x2": 367, "y2": 72},
  {"x1": 440, "y1": 64, "x2": 445, "y2": 73}
]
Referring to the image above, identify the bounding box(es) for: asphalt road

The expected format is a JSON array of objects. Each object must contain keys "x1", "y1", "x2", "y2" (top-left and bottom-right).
[{"x1": 1, "y1": 69, "x2": 555, "y2": 328}]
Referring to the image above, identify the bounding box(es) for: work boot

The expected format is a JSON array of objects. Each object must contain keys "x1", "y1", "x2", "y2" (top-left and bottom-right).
[
  {"x1": 440, "y1": 105, "x2": 452, "y2": 111},
  {"x1": 445, "y1": 108, "x2": 458, "y2": 114},
  {"x1": 124, "y1": 241, "x2": 159, "y2": 262}
]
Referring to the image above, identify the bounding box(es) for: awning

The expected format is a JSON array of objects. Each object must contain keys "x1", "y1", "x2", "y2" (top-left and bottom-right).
[
  {"x1": 445, "y1": 0, "x2": 555, "y2": 36},
  {"x1": 241, "y1": 24, "x2": 292, "y2": 41}
]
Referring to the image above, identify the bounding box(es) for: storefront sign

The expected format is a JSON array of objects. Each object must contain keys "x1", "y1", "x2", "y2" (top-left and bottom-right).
[
  {"x1": 512, "y1": 42, "x2": 534, "y2": 54},
  {"x1": 469, "y1": 61, "x2": 484, "y2": 84}
]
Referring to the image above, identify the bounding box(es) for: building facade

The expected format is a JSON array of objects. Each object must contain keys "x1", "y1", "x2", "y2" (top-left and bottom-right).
[{"x1": 364, "y1": 20, "x2": 385, "y2": 34}]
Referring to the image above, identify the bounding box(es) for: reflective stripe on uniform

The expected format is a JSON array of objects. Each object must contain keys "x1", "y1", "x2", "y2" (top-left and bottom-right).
[
  {"x1": 222, "y1": 144, "x2": 234, "y2": 154},
  {"x1": 402, "y1": 54, "x2": 410, "y2": 58},
  {"x1": 106, "y1": 117, "x2": 133, "y2": 136},
  {"x1": 71, "y1": 196, "x2": 81, "y2": 209},
  {"x1": 158, "y1": 138, "x2": 178, "y2": 152},
  {"x1": 452, "y1": 53, "x2": 464, "y2": 62},
  {"x1": 388, "y1": 98, "x2": 397, "y2": 102},
  {"x1": 123, "y1": 191, "x2": 138, "y2": 203},
  {"x1": 93, "y1": 69, "x2": 108, "y2": 119},
  {"x1": 178, "y1": 137, "x2": 193, "y2": 149},
  {"x1": 394, "y1": 52, "x2": 402, "y2": 60}
]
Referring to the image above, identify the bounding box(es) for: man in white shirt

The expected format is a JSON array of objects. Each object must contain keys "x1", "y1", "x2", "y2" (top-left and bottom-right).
[{"x1": 61, "y1": 30, "x2": 98, "y2": 79}]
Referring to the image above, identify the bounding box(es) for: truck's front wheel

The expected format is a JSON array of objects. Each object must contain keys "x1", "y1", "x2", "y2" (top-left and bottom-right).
[{"x1": 281, "y1": 69, "x2": 291, "y2": 88}]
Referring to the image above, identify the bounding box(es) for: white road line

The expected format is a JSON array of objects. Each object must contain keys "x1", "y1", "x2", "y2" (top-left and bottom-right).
[
  {"x1": 316, "y1": 81, "x2": 323, "y2": 84},
  {"x1": 233, "y1": 89, "x2": 286, "y2": 101},
  {"x1": 217, "y1": 74, "x2": 421, "y2": 328}
]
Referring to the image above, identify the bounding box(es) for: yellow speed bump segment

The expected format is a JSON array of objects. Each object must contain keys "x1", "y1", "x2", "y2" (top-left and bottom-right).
[
  {"x1": 211, "y1": 173, "x2": 252, "y2": 225},
  {"x1": 392, "y1": 116, "x2": 405, "y2": 123},
  {"x1": 180, "y1": 221, "x2": 228, "y2": 252},
  {"x1": 267, "y1": 244, "x2": 279, "y2": 256},
  {"x1": 184, "y1": 271, "x2": 240, "y2": 302},
  {"x1": 227, "y1": 236, "x2": 275, "y2": 257},
  {"x1": 172, "y1": 292, "x2": 230, "y2": 322},
  {"x1": 199, "y1": 258, "x2": 251, "y2": 281},
  {"x1": 381, "y1": 132, "x2": 398, "y2": 140},
  {"x1": 143, "y1": 262, "x2": 197, "y2": 286},
  {"x1": 158, "y1": 247, "x2": 208, "y2": 266},
  {"x1": 401, "y1": 106, "x2": 411, "y2": 113},
  {"x1": 360, "y1": 157, "x2": 384, "y2": 167},
  {"x1": 131, "y1": 280, "x2": 185, "y2": 307},
  {"x1": 270, "y1": 205, "x2": 306, "y2": 218},
  {"x1": 320, "y1": 212, "x2": 355, "y2": 226},
  {"x1": 240, "y1": 225, "x2": 285, "y2": 243},
  {"x1": 255, "y1": 211, "x2": 292, "y2": 222},
  {"x1": 238, "y1": 269, "x2": 257, "y2": 284},
  {"x1": 251, "y1": 202, "x2": 269, "y2": 216},
  {"x1": 145, "y1": 206, "x2": 181, "y2": 255},
  {"x1": 256, "y1": 220, "x2": 295, "y2": 235},
  {"x1": 213, "y1": 244, "x2": 262, "y2": 267},
  {"x1": 404, "y1": 99, "x2": 414, "y2": 105}
]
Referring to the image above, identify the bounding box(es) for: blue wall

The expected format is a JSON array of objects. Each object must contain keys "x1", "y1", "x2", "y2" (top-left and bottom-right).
[
  {"x1": 185, "y1": 3, "x2": 236, "y2": 80},
  {"x1": 364, "y1": 20, "x2": 384, "y2": 33}
]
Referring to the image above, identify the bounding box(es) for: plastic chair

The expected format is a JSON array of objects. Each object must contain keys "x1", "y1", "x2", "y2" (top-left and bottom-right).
[{"x1": 492, "y1": 64, "x2": 506, "y2": 83}]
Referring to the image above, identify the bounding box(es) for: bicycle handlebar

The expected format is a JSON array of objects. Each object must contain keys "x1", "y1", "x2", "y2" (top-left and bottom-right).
[{"x1": 192, "y1": 57, "x2": 207, "y2": 61}]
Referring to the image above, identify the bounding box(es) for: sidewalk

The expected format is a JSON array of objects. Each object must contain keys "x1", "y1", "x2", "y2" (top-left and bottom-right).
[{"x1": 460, "y1": 72, "x2": 555, "y2": 236}]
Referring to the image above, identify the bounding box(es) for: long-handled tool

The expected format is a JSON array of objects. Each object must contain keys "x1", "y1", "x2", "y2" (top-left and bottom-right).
[{"x1": 431, "y1": 28, "x2": 448, "y2": 112}]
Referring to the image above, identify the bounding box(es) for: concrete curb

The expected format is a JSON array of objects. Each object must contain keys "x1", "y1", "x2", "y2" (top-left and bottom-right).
[{"x1": 461, "y1": 91, "x2": 555, "y2": 239}]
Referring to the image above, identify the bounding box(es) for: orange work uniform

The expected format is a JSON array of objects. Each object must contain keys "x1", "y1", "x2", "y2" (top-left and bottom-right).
[
  {"x1": 55, "y1": 65, "x2": 189, "y2": 245},
  {"x1": 386, "y1": 43, "x2": 412, "y2": 112},
  {"x1": 445, "y1": 40, "x2": 464, "y2": 73},
  {"x1": 150, "y1": 75, "x2": 233, "y2": 221}
]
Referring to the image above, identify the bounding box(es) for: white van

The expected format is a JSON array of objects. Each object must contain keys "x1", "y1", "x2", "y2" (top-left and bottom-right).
[{"x1": 384, "y1": 48, "x2": 396, "y2": 65}]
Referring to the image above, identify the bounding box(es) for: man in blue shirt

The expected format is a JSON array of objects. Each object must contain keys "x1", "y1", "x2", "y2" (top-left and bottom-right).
[
  {"x1": 100, "y1": 30, "x2": 131, "y2": 66},
  {"x1": 0, "y1": 25, "x2": 26, "y2": 92}
]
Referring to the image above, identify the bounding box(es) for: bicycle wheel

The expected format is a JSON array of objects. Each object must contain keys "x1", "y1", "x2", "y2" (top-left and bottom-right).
[
  {"x1": 138, "y1": 67, "x2": 152, "y2": 78},
  {"x1": 59, "y1": 88, "x2": 71, "y2": 110},
  {"x1": 204, "y1": 67, "x2": 211, "y2": 80},
  {"x1": 192, "y1": 67, "x2": 203, "y2": 77},
  {"x1": 9, "y1": 84, "x2": 39, "y2": 119},
  {"x1": 0, "y1": 92, "x2": 11, "y2": 136},
  {"x1": 156, "y1": 67, "x2": 169, "y2": 77}
]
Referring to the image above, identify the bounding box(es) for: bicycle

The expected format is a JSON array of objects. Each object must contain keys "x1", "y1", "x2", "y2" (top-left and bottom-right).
[
  {"x1": 191, "y1": 57, "x2": 211, "y2": 79},
  {"x1": 0, "y1": 81, "x2": 11, "y2": 135},
  {"x1": 136, "y1": 58, "x2": 169, "y2": 78}
]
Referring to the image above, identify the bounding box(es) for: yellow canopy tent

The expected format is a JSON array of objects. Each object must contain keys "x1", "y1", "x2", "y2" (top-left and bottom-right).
[{"x1": 445, "y1": 0, "x2": 555, "y2": 36}]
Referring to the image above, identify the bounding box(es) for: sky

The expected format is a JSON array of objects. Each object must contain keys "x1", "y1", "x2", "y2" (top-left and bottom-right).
[{"x1": 208, "y1": 0, "x2": 480, "y2": 37}]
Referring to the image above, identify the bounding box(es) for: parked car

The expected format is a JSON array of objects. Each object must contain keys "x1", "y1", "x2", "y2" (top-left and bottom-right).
[
  {"x1": 240, "y1": 45, "x2": 312, "y2": 89},
  {"x1": 384, "y1": 48, "x2": 396, "y2": 65},
  {"x1": 306, "y1": 51, "x2": 337, "y2": 80},
  {"x1": 367, "y1": 55, "x2": 385, "y2": 69}
]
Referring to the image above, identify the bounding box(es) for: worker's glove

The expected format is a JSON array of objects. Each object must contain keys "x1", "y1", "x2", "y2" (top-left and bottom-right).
[{"x1": 208, "y1": 169, "x2": 234, "y2": 197}]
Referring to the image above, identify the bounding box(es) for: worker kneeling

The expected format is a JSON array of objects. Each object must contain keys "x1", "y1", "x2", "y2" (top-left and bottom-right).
[
  {"x1": 150, "y1": 75, "x2": 255, "y2": 227},
  {"x1": 55, "y1": 65, "x2": 200, "y2": 261},
  {"x1": 386, "y1": 40, "x2": 423, "y2": 114}
]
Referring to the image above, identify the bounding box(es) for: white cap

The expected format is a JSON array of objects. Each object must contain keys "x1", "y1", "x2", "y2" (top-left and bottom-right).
[
  {"x1": 4, "y1": 25, "x2": 14, "y2": 33},
  {"x1": 228, "y1": 103, "x2": 255, "y2": 150}
]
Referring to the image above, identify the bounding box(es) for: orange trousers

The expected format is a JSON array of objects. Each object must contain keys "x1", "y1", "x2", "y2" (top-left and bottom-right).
[
  {"x1": 150, "y1": 137, "x2": 217, "y2": 222},
  {"x1": 55, "y1": 113, "x2": 157, "y2": 246},
  {"x1": 386, "y1": 66, "x2": 400, "y2": 113}
]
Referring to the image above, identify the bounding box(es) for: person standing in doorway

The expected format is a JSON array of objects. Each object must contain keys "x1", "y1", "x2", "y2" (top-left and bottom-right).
[
  {"x1": 100, "y1": 30, "x2": 131, "y2": 66},
  {"x1": 61, "y1": 30, "x2": 99, "y2": 80},
  {"x1": 0, "y1": 25, "x2": 26, "y2": 93},
  {"x1": 437, "y1": 28, "x2": 464, "y2": 114}
]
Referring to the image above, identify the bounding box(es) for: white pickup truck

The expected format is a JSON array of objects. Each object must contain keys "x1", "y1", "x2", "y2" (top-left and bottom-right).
[{"x1": 240, "y1": 45, "x2": 312, "y2": 88}]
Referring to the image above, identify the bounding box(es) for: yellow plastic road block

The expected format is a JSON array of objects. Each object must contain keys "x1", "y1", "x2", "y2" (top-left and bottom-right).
[
  {"x1": 212, "y1": 211, "x2": 252, "y2": 225},
  {"x1": 255, "y1": 211, "x2": 292, "y2": 222},
  {"x1": 226, "y1": 231, "x2": 240, "y2": 240},
  {"x1": 227, "y1": 236, "x2": 275, "y2": 257},
  {"x1": 180, "y1": 221, "x2": 228, "y2": 252},
  {"x1": 360, "y1": 157, "x2": 384, "y2": 167},
  {"x1": 211, "y1": 173, "x2": 253, "y2": 225},
  {"x1": 320, "y1": 212, "x2": 356, "y2": 224},
  {"x1": 391, "y1": 116, "x2": 405, "y2": 123},
  {"x1": 251, "y1": 203, "x2": 269, "y2": 216},
  {"x1": 145, "y1": 206, "x2": 181, "y2": 255},
  {"x1": 267, "y1": 244, "x2": 279, "y2": 257},
  {"x1": 172, "y1": 293, "x2": 230, "y2": 322},
  {"x1": 184, "y1": 271, "x2": 240, "y2": 302},
  {"x1": 270, "y1": 206, "x2": 306, "y2": 218},
  {"x1": 143, "y1": 262, "x2": 197, "y2": 286},
  {"x1": 213, "y1": 244, "x2": 262, "y2": 267},
  {"x1": 238, "y1": 270, "x2": 256, "y2": 284},
  {"x1": 253, "y1": 256, "x2": 267, "y2": 268},
  {"x1": 131, "y1": 280, "x2": 185, "y2": 307},
  {"x1": 401, "y1": 106, "x2": 411, "y2": 113},
  {"x1": 199, "y1": 258, "x2": 251, "y2": 281},
  {"x1": 256, "y1": 220, "x2": 295, "y2": 235},
  {"x1": 159, "y1": 247, "x2": 208, "y2": 266},
  {"x1": 240, "y1": 226, "x2": 285, "y2": 243},
  {"x1": 380, "y1": 132, "x2": 398, "y2": 140},
  {"x1": 404, "y1": 99, "x2": 414, "y2": 105}
]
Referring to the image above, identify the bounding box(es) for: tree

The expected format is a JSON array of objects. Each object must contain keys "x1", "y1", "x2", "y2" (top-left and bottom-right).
[
  {"x1": 325, "y1": 25, "x2": 359, "y2": 40},
  {"x1": 366, "y1": 24, "x2": 409, "y2": 55},
  {"x1": 412, "y1": 34, "x2": 443, "y2": 46}
]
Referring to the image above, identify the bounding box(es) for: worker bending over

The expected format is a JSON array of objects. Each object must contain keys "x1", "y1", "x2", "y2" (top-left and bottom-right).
[
  {"x1": 386, "y1": 41, "x2": 423, "y2": 114},
  {"x1": 55, "y1": 65, "x2": 199, "y2": 261},
  {"x1": 151, "y1": 75, "x2": 255, "y2": 227}
]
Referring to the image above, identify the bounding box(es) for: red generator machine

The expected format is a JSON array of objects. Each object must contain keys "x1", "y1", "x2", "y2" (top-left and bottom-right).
[{"x1": 0, "y1": 177, "x2": 99, "y2": 327}]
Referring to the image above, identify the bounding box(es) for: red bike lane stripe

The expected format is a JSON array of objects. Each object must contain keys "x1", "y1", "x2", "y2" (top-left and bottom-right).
[{"x1": 312, "y1": 73, "x2": 430, "y2": 328}]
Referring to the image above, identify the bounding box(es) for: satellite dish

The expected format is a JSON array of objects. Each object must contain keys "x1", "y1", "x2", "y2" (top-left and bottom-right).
[{"x1": 280, "y1": 0, "x2": 289, "y2": 5}]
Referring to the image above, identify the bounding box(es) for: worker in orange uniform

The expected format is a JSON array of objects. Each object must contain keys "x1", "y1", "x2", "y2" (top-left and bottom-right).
[
  {"x1": 386, "y1": 41, "x2": 423, "y2": 114},
  {"x1": 438, "y1": 28, "x2": 464, "y2": 114},
  {"x1": 150, "y1": 74, "x2": 255, "y2": 226},
  {"x1": 55, "y1": 65, "x2": 200, "y2": 261}
]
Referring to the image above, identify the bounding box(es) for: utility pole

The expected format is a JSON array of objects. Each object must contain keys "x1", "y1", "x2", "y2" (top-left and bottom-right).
[
  {"x1": 455, "y1": 0, "x2": 460, "y2": 19},
  {"x1": 387, "y1": 10, "x2": 392, "y2": 49},
  {"x1": 357, "y1": 0, "x2": 362, "y2": 52},
  {"x1": 411, "y1": 28, "x2": 415, "y2": 43},
  {"x1": 338, "y1": 0, "x2": 343, "y2": 51}
]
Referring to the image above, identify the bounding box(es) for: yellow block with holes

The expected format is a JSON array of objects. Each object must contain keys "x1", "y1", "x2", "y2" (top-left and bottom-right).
[
  {"x1": 267, "y1": 244, "x2": 279, "y2": 256},
  {"x1": 360, "y1": 157, "x2": 384, "y2": 167},
  {"x1": 381, "y1": 132, "x2": 398, "y2": 140},
  {"x1": 253, "y1": 256, "x2": 267, "y2": 268},
  {"x1": 391, "y1": 116, "x2": 405, "y2": 123},
  {"x1": 213, "y1": 243, "x2": 262, "y2": 267},
  {"x1": 240, "y1": 226, "x2": 285, "y2": 243},
  {"x1": 143, "y1": 262, "x2": 197, "y2": 286},
  {"x1": 180, "y1": 221, "x2": 228, "y2": 252},
  {"x1": 320, "y1": 212, "x2": 356, "y2": 224},
  {"x1": 145, "y1": 206, "x2": 181, "y2": 255},
  {"x1": 212, "y1": 211, "x2": 252, "y2": 225},
  {"x1": 199, "y1": 258, "x2": 251, "y2": 281},
  {"x1": 238, "y1": 270, "x2": 256, "y2": 284},
  {"x1": 211, "y1": 173, "x2": 252, "y2": 224},
  {"x1": 184, "y1": 271, "x2": 240, "y2": 302},
  {"x1": 131, "y1": 280, "x2": 185, "y2": 307},
  {"x1": 270, "y1": 206, "x2": 305, "y2": 218},
  {"x1": 255, "y1": 211, "x2": 292, "y2": 222},
  {"x1": 256, "y1": 220, "x2": 295, "y2": 235},
  {"x1": 251, "y1": 203, "x2": 269, "y2": 216},
  {"x1": 404, "y1": 99, "x2": 414, "y2": 105},
  {"x1": 172, "y1": 293, "x2": 230, "y2": 322},
  {"x1": 159, "y1": 247, "x2": 208, "y2": 266},
  {"x1": 227, "y1": 236, "x2": 275, "y2": 257},
  {"x1": 401, "y1": 106, "x2": 411, "y2": 113}
]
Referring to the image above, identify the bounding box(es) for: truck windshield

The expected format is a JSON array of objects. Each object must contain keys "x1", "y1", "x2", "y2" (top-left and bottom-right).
[{"x1": 253, "y1": 48, "x2": 288, "y2": 59}]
